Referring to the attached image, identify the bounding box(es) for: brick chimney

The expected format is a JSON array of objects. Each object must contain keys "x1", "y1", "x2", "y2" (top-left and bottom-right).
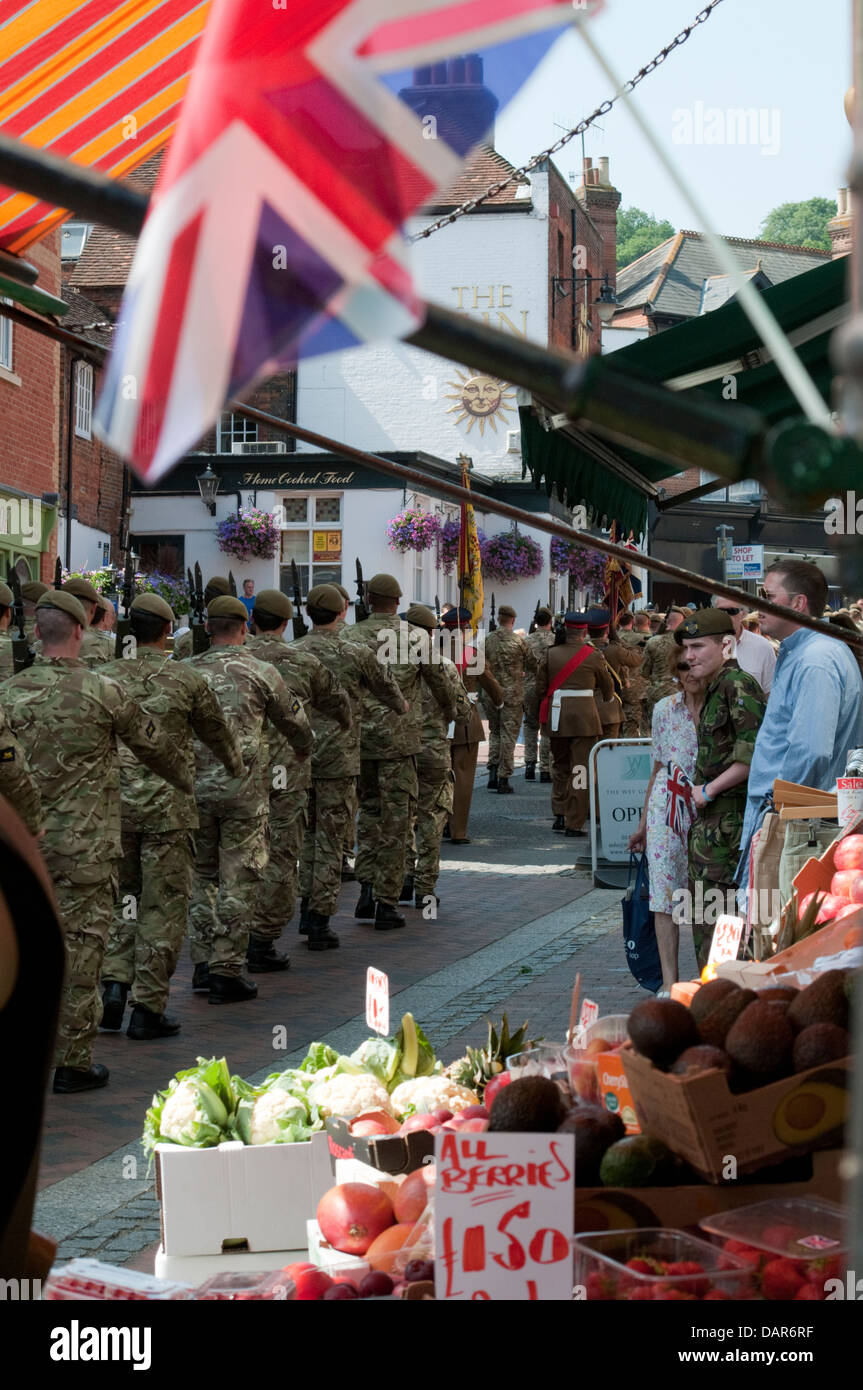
[
  {"x1": 398, "y1": 54, "x2": 499, "y2": 156},
  {"x1": 826, "y1": 187, "x2": 852, "y2": 259},
  {"x1": 575, "y1": 155, "x2": 621, "y2": 288}
]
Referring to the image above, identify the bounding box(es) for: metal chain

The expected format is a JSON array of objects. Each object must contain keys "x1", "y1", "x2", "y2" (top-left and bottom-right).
[{"x1": 411, "y1": 0, "x2": 725, "y2": 241}]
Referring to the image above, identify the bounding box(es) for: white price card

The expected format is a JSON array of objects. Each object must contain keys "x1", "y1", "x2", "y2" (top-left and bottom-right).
[
  {"x1": 579, "y1": 998, "x2": 599, "y2": 1031},
  {"x1": 434, "y1": 1132, "x2": 575, "y2": 1301},
  {"x1": 365, "y1": 967, "x2": 389, "y2": 1036},
  {"x1": 707, "y1": 914, "x2": 744, "y2": 966}
]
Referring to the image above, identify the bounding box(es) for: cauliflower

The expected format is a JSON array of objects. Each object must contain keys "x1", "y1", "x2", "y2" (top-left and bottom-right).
[
  {"x1": 309, "y1": 1072, "x2": 395, "y2": 1119},
  {"x1": 391, "y1": 1076, "x2": 479, "y2": 1117},
  {"x1": 246, "y1": 1089, "x2": 309, "y2": 1145},
  {"x1": 159, "y1": 1079, "x2": 207, "y2": 1141}
]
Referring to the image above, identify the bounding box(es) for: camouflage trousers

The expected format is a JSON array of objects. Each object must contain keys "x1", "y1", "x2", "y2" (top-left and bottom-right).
[
  {"x1": 103, "y1": 829, "x2": 195, "y2": 1014},
  {"x1": 344, "y1": 783, "x2": 358, "y2": 858},
  {"x1": 688, "y1": 796, "x2": 745, "y2": 969},
  {"x1": 188, "y1": 811, "x2": 269, "y2": 976},
  {"x1": 411, "y1": 765, "x2": 454, "y2": 897},
  {"x1": 487, "y1": 695, "x2": 523, "y2": 777},
  {"x1": 620, "y1": 698, "x2": 644, "y2": 739},
  {"x1": 299, "y1": 776, "x2": 355, "y2": 916},
  {"x1": 48, "y1": 860, "x2": 116, "y2": 1070},
  {"x1": 522, "y1": 693, "x2": 550, "y2": 771},
  {"x1": 256, "y1": 794, "x2": 308, "y2": 938},
  {"x1": 354, "y1": 756, "x2": 418, "y2": 906}
]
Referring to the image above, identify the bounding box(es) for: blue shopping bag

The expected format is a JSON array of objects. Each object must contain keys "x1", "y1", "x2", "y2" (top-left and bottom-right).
[{"x1": 621, "y1": 854, "x2": 663, "y2": 993}]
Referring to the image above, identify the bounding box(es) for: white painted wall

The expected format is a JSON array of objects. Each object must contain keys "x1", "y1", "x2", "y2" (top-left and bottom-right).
[
  {"x1": 57, "y1": 517, "x2": 111, "y2": 572},
  {"x1": 602, "y1": 324, "x2": 649, "y2": 354}
]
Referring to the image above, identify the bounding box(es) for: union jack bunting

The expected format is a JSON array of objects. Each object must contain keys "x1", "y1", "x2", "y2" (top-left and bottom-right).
[
  {"x1": 96, "y1": 0, "x2": 603, "y2": 480},
  {"x1": 664, "y1": 759, "x2": 695, "y2": 844}
]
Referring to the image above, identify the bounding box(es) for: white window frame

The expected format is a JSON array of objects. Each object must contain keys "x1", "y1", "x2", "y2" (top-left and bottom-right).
[
  {"x1": 0, "y1": 298, "x2": 12, "y2": 371},
  {"x1": 75, "y1": 361, "x2": 93, "y2": 439},
  {"x1": 217, "y1": 411, "x2": 258, "y2": 453},
  {"x1": 279, "y1": 493, "x2": 343, "y2": 594}
]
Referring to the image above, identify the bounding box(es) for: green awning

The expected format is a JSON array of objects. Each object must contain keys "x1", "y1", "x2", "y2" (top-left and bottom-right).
[{"x1": 0, "y1": 273, "x2": 68, "y2": 316}]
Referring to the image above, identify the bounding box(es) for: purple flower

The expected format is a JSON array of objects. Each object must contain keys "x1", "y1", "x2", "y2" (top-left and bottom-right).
[
  {"x1": 386, "y1": 508, "x2": 440, "y2": 553},
  {"x1": 216, "y1": 509, "x2": 279, "y2": 561},
  {"x1": 437, "y1": 518, "x2": 487, "y2": 575},
  {"x1": 549, "y1": 538, "x2": 606, "y2": 597},
  {"x1": 480, "y1": 531, "x2": 542, "y2": 584}
]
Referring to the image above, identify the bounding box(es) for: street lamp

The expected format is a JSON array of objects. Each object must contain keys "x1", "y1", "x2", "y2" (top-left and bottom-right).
[
  {"x1": 196, "y1": 463, "x2": 220, "y2": 516},
  {"x1": 551, "y1": 269, "x2": 620, "y2": 324},
  {"x1": 715, "y1": 524, "x2": 733, "y2": 562}
]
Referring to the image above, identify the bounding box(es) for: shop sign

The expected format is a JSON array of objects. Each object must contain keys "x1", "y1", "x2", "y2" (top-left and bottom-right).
[
  {"x1": 725, "y1": 544, "x2": 764, "y2": 580},
  {"x1": 434, "y1": 1132, "x2": 575, "y2": 1301},
  {"x1": 596, "y1": 745, "x2": 653, "y2": 862},
  {"x1": 365, "y1": 967, "x2": 389, "y2": 1037},
  {"x1": 313, "y1": 530, "x2": 342, "y2": 562}
]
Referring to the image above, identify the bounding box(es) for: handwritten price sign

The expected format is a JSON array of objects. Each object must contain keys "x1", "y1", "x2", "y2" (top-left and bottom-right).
[
  {"x1": 571, "y1": 998, "x2": 599, "y2": 1049},
  {"x1": 365, "y1": 967, "x2": 389, "y2": 1037},
  {"x1": 707, "y1": 914, "x2": 744, "y2": 967},
  {"x1": 433, "y1": 1133, "x2": 575, "y2": 1300}
]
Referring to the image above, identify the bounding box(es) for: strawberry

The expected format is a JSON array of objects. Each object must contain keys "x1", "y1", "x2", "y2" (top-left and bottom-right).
[
  {"x1": 652, "y1": 1286, "x2": 696, "y2": 1300},
  {"x1": 665, "y1": 1261, "x2": 710, "y2": 1297},
  {"x1": 761, "y1": 1258, "x2": 806, "y2": 1301},
  {"x1": 626, "y1": 1258, "x2": 656, "y2": 1275},
  {"x1": 806, "y1": 1255, "x2": 842, "y2": 1283},
  {"x1": 586, "y1": 1270, "x2": 617, "y2": 1300},
  {"x1": 703, "y1": 1288, "x2": 732, "y2": 1300},
  {"x1": 795, "y1": 1281, "x2": 825, "y2": 1301},
  {"x1": 626, "y1": 1285, "x2": 655, "y2": 1301},
  {"x1": 762, "y1": 1223, "x2": 799, "y2": 1252},
  {"x1": 723, "y1": 1238, "x2": 758, "y2": 1254}
]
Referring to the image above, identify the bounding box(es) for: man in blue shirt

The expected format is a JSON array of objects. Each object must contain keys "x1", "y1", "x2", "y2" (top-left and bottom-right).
[
  {"x1": 738, "y1": 558, "x2": 863, "y2": 880},
  {"x1": 240, "y1": 579, "x2": 256, "y2": 628}
]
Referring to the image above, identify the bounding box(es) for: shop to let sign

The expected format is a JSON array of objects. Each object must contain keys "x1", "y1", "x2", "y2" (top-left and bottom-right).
[
  {"x1": 725, "y1": 544, "x2": 764, "y2": 580},
  {"x1": 313, "y1": 529, "x2": 342, "y2": 561},
  {"x1": 365, "y1": 967, "x2": 389, "y2": 1036},
  {"x1": 707, "y1": 914, "x2": 744, "y2": 966},
  {"x1": 434, "y1": 1133, "x2": 575, "y2": 1300}
]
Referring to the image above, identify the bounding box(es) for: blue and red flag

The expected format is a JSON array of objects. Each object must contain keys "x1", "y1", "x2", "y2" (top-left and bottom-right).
[{"x1": 665, "y1": 760, "x2": 696, "y2": 844}]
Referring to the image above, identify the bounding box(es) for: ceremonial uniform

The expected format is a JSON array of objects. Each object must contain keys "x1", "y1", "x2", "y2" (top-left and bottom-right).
[
  {"x1": 443, "y1": 609, "x2": 504, "y2": 842},
  {"x1": 523, "y1": 615, "x2": 555, "y2": 780},
  {"x1": 617, "y1": 628, "x2": 649, "y2": 735},
  {"x1": 482, "y1": 608, "x2": 538, "y2": 791},
  {"x1": 536, "y1": 616, "x2": 613, "y2": 834}
]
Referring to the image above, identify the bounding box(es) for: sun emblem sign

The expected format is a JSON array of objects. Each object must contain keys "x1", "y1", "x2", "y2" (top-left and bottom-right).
[{"x1": 445, "y1": 370, "x2": 517, "y2": 436}]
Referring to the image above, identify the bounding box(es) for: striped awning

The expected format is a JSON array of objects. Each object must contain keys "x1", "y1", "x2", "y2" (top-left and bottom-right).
[{"x1": 0, "y1": 0, "x2": 210, "y2": 253}]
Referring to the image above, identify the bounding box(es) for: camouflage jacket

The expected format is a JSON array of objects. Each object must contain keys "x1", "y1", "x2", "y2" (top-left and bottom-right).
[
  {"x1": 0, "y1": 704, "x2": 42, "y2": 835},
  {"x1": 294, "y1": 627, "x2": 404, "y2": 778},
  {"x1": 641, "y1": 632, "x2": 679, "y2": 703},
  {"x1": 0, "y1": 658, "x2": 192, "y2": 871},
  {"x1": 617, "y1": 630, "x2": 648, "y2": 699},
  {"x1": 694, "y1": 660, "x2": 766, "y2": 803},
  {"x1": 524, "y1": 628, "x2": 555, "y2": 701},
  {"x1": 345, "y1": 613, "x2": 456, "y2": 759},
  {"x1": 187, "y1": 644, "x2": 313, "y2": 815},
  {"x1": 418, "y1": 656, "x2": 473, "y2": 773},
  {"x1": 102, "y1": 647, "x2": 244, "y2": 831},
  {"x1": 0, "y1": 632, "x2": 16, "y2": 682},
  {"x1": 247, "y1": 633, "x2": 351, "y2": 795},
  {"x1": 31, "y1": 626, "x2": 116, "y2": 672},
  {"x1": 482, "y1": 628, "x2": 538, "y2": 698}
]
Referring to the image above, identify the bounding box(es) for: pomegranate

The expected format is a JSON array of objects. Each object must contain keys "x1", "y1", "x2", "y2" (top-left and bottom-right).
[
  {"x1": 830, "y1": 869, "x2": 858, "y2": 899},
  {"x1": 399, "y1": 1113, "x2": 438, "y2": 1134},
  {"x1": 351, "y1": 1119, "x2": 393, "y2": 1137},
  {"x1": 316, "y1": 1183, "x2": 395, "y2": 1255},
  {"x1": 350, "y1": 1110, "x2": 400, "y2": 1135},
  {"x1": 833, "y1": 834, "x2": 863, "y2": 872},
  {"x1": 294, "y1": 1269, "x2": 333, "y2": 1300},
  {"x1": 458, "y1": 1104, "x2": 489, "y2": 1120},
  {"x1": 850, "y1": 876, "x2": 863, "y2": 905},
  {"x1": 816, "y1": 893, "x2": 847, "y2": 923},
  {"x1": 482, "y1": 1074, "x2": 511, "y2": 1110},
  {"x1": 394, "y1": 1164, "x2": 435, "y2": 1224}
]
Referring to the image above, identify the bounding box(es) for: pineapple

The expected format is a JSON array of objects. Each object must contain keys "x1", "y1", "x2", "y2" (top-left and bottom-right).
[{"x1": 446, "y1": 1014, "x2": 534, "y2": 1098}]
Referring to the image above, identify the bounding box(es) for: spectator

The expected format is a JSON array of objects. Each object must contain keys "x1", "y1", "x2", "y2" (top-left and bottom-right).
[
  {"x1": 240, "y1": 579, "x2": 256, "y2": 623},
  {"x1": 712, "y1": 594, "x2": 775, "y2": 693}
]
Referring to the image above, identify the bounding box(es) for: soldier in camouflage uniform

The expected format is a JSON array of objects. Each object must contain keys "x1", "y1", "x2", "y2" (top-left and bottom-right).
[
  {"x1": 100, "y1": 593, "x2": 244, "y2": 1037},
  {"x1": 0, "y1": 580, "x2": 17, "y2": 681},
  {"x1": 641, "y1": 609, "x2": 687, "y2": 730},
  {"x1": 187, "y1": 596, "x2": 314, "y2": 1002},
  {"x1": 21, "y1": 580, "x2": 49, "y2": 640},
  {"x1": 403, "y1": 605, "x2": 472, "y2": 912},
  {"x1": 61, "y1": 577, "x2": 116, "y2": 670},
  {"x1": 482, "y1": 604, "x2": 538, "y2": 793},
  {"x1": 330, "y1": 583, "x2": 359, "y2": 879},
  {"x1": 0, "y1": 590, "x2": 192, "y2": 1092},
  {"x1": 345, "y1": 573, "x2": 456, "y2": 929},
  {"x1": 676, "y1": 609, "x2": 766, "y2": 968},
  {"x1": 172, "y1": 576, "x2": 231, "y2": 660},
  {"x1": 296, "y1": 584, "x2": 406, "y2": 944},
  {"x1": 248, "y1": 589, "x2": 351, "y2": 962},
  {"x1": 616, "y1": 613, "x2": 649, "y2": 736},
  {"x1": 523, "y1": 608, "x2": 554, "y2": 782},
  {"x1": 0, "y1": 702, "x2": 42, "y2": 835}
]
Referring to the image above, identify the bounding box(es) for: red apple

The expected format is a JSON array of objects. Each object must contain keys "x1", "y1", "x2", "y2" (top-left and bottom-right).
[
  {"x1": 816, "y1": 893, "x2": 847, "y2": 923},
  {"x1": 835, "y1": 902, "x2": 861, "y2": 921},
  {"x1": 850, "y1": 875, "x2": 863, "y2": 905},
  {"x1": 431, "y1": 1108, "x2": 453, "y2": 1123},
  {"x1": 351, "y1": 1119, "x2": 392, "y2": 1137},
  {"x1": 458, "y1": 1118, "x2": 490, "y2": 1132},
  {"x1": 482, "y1": 1073, "x2": 511, "y2": 1110},
  {"x1": 830, "y1": 869, "x2": 859, "y2": 900},
  {"x1": 833, "y1": 834, "x2": 863, "y2": 872},
  {"x1": 458, "y1": 1105, "x2": 489, "y2": 1120},
  {"x1": 399, "y1": 1113, "x2": 438, "y2": 1134}
]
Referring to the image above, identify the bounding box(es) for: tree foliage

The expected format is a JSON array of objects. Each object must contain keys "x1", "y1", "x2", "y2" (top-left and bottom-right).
[
  {"x1": 616, "y1": 206, "x2": 675, "y2": 269},
  {"x1": 759, "y1": 197, "x2": 837, "y2": 251}
]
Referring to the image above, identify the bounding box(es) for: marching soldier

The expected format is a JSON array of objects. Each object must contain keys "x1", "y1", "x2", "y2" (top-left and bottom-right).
[
  {"x1": 0, "y1": 580, "x2": 16, "y2": 680},
  {"x1": 482, "y1": 604, "x2": 538, "y2": 793},
  {"x1": 0, "y1": 703, "x2": 42, "y2": 836},
  {"x1": 186, "y1": 596, "x2": 314, "y2": 1002},
  {"x1": 59, "y1": 578, "x2": 117, "y2": 670},
  {"x1": 329, "y1": 583, "x2": 358, "y2": 877},
  {"x1": 615, "y1": 611, "x2": 649, "y2": 736},
  {"x1": 248, "y1": 589, "x2": 351, "y2": 965},
  {"x1": 642, "y1": 607, "x2": 687, "y2": 728},
  {"x1": 440, "y1": 607, "x2": 504, "y2": 844},
  {"x1": 21, "y1": 580, "x2": 49, "y2": 639},
  {"x1": 536, "y1": 611, "x2": 613, "y2": 838},
  {"x1": 523, "y1": 607, "x2": 555, "y2": 782},
  {"x1": 295, "y1": 584, "x2": 406, "y2": 945},
  {"x1": 587, "y1": 609, "x2": 624, "y2": 741},
  {"x1": 0, "y1": 590, "x2": 192, "y2": 1092},
  {"x1": 345, "y1": 573, "x2": 456, "y2": 929},
  {"x1": 173, "y1": 576, "x2": 231, "y2": 659},
  {"x1": 100, "y1": 593, "x2": 244, "y2": 1038}
]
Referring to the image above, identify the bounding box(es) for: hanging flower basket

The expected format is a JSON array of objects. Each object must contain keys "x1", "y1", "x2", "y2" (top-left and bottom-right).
[
  {"x1": 480, "y1": 531, "x2": 543, "y2": 584},
  {"x1": 549, "y1": 538, "x2": 607, "y2": 598},
  {"x1": 386, "y1": 507, "x2": 440, "y2": 553},
  {"x1": 437, "y1": 518, "x2": 487, "y2": 575},
  {"x1": 65, "y1": 568, "x2": 191, "y2": 617},
  {"x1": 216, "y1": 508, "x2": 280, "y2": 561}
]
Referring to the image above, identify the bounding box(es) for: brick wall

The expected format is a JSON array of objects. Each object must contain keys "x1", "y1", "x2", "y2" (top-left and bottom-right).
[
  {"x1": 58, "y1": 354, "x2": 127, "y2": 551},
  {"x1": 546, "y1": 162, "x2": 606, "y2": 358}
]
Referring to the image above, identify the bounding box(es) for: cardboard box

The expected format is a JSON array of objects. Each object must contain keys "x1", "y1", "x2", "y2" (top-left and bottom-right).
[
  {"x1": 155, "y1": 1131, "x2": 333, "y2": 1256},
  {"x1": 717, "y1": 912, "x2": 860, "y2": 989},
  {"x1": 574, "y1": 1149, "x2": 843, "y2": 1233},
  {"x1": 325, "y1": 1117, "x2": 434, "y2": 1174},
  {"x1": 622, "y1": 1044, "x2": 850, "y2": 1183},
  {"x1": 306, "y1": 1220, "x2": 370, "y2": 1277}
]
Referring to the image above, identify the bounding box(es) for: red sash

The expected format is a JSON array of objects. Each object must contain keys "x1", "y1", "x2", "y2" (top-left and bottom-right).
[{"x1": 538, "y1": 644, "x2": 593, "y2": 725}]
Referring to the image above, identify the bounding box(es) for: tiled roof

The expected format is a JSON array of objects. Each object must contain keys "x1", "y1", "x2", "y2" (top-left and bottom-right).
[
  {"x1": 617, "y1": 230, "x2": 830, "y2": 318},
  {"x1": 60, "y1": 278, "x2": 115, "y2": 349},
  {"x1": 69, "y1": 151, "x2": 164, "y2": 292},
  {"x1": 421, "y1": 144, "x2": 530, "y2": 212}
]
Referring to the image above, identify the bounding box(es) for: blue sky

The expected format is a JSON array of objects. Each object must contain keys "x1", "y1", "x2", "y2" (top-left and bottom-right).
[{"x1": 494, "y1": 0, "x2": 852, "y2": 239}]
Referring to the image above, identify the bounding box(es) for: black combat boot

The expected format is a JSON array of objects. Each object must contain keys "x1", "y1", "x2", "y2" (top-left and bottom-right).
[
  {"x1": 208, "y1": 973, "x2": 258, "y2": 1004},
  {"x1": 298, "y1": 897, "x2": 311, "y2": 936},
  {"x1": 487, "y1": 764, "x2": 499, "y2": 790},
  {"x1": 540, "y1": 769, "x2": 552, "y2": 784},
  {"x1": 355, "y1": 882, "x2": 376, "y2": 919},
  {"x1": 192, "y1": 962, "x2": 210, "y2": 993},
  {"x1": 100, "y1": 979, "x2": 129, "y2": 1030},
  {"x1": 307, "y1": 911, "x2": 340, "y2": 951},
  {"x1": 524, "y1": 762, "x2": 536, "y2": 781},
  {"x1": 415, "y1": 891, "x2": 440, "y2": 912},
  {"x1": 565, "y1": 826, "x2": 587, "y2": 838},
  {"x1": 442, "y1": 823, "x2": 451, "y2": 840},
  {"x1": 127, "y1": 1005, "x2": 181, "y2": 1040},
  {"x1": 497, "y1": 777, "x2": 514, "y2": 794},
  {"x1": 374, "y1": 901, "x2": 406, "y2": 930},
  {"x1": 552, "y1": 814, "x2": 566, "y2": 833},
  {"x1": 399, "y1": 875, "x2": 415, "y2": 903},
  {"x1": 53, "y1": 1063, "x2": 109, "y2": 1094},
  {"x1": 247, "y1": 935, "x2": 290, "y2": 972}
]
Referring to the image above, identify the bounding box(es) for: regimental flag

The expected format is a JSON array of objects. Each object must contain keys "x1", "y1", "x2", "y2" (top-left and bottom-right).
[
  {"x1": 458, "y1": 460, "x2": 484, "y2": 634},
  {"x1": 603, "y1": 520, "x2": 635, "y2": 620},
  {"x1": 665, "y1": 760, "x2": 696, "y2": 844},
  {"x1": 95, "y1": 0, "x2": 603, "y2": 481}
]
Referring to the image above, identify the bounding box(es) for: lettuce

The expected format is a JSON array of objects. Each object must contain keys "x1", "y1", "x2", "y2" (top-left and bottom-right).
[{"x1": 298, "y1": 1041, "x2": 339, "y2": 1073}]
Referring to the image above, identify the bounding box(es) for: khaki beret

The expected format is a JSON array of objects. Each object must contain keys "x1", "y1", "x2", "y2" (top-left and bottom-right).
[
  {"x1": 63, "y1": 576, "x2": 100, "y2": 605},
  {"x1": 131, "y1": 592, "x2": 174, "y2": 622},
  {"x1": 675, "y1": 608, "x2": 734, "y2": 643},
  {"x1": 498, "y1": 604, "x2": 516, "y2": 620},
  {"x1": 207, "y1": 595, "x2": 249, "y2": 621},
  {"x1": 21, "y1": 580, "x2": 49, "y2": 602},
  {"x1": 254, "y1": 588, "x2": 293, "y2": 621},
  {"x1": 307, "y1": 583, "x2": 345, "y2": 615},
  {"x1": 333, "y1": 584, "x2": 351, "y2": 604},
  {"x1": 404, "y1": 602, "x2": 437, "y2": 631},
  {"x1": 536, "y1": 607, "x2": 552, "y2": 625},
  {"x1": 367, "y1": 572, "x2": 402, "y2": 599},
  {"x1": 37, "y1": 590, "x2": 88, "y2": 626},
  {"x1": 0, "y1": 582, "x2": 13, "y2": 608},
  {"x1": 204, "y1": 576, "x2": 231, "y2": 601},
  {"x1": 97, "y1": 594, "x2": 114, "y2": 613}
]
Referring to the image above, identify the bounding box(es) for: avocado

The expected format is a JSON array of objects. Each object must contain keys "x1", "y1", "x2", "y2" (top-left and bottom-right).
[
  {"x1": 487, "y1": 1075, "x2": 567, "y2": 1133},
  {"x1": 792, "y1": 1023, "x2": 850, "y2": 1073},
  {"x1": 671, "y1": 1044, "x2": 733, "y2": 1078},
  {"x1": 599, "y1": 1134, "x2": 677, "y2": 1188},
  {"x1": 627, "y1": 998, "x2": 699, "y2": 1070},
  {"x1": 690, "y1": 977, "x2": 738, "y2": 1027},
  {"x1": 772, "y1": 1068, "x2": 849, "y2": 1146},
  {"x1": 575, "y1": 1192, "x2": 658, "y2": 1233},
  {"x1": 557, "y1": 1105, "x2": 625, "y2": 1184},
  {"x1": 725, "y1": 1000, "x2": 794, "y2": 1079},
  {"x1": 697, "y1": 987, "x2": 757, "y2": 1049},
  {"x1": 757, "y1": 986, "x2": 799, "y2": 1003},
  {"x1": 788, "y1": 971, "x2": 850, "y2": 1033}
]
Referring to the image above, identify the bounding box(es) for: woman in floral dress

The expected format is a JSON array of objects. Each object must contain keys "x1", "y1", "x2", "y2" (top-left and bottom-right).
[{"x1": 629, "y1": 654, "x2": 705, "y2": 994}]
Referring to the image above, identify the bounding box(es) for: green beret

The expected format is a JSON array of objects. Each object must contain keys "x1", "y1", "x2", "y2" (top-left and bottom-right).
[
  {"x1": 498, "y1": 604, "x2": 516, "y2": 620},
  {"x1": 367, "y1": 572, "x2": 402, "y2": 600},
  {"x1": 307, "y1": 583, "x2": 346, "y2": 614},
  {"x1": 536, "y1": 607, "x2": 552, "y2": 625},
  {"x1": 63, "y1": 576, "x2": 100, "y2": 605},
  {"x1": 254, "y1": 588, "x2": 293, "y2": 621},
  {"x1": 37, "y1": 590, "x2": 88, "y2": 626},
  {"x1": 675, "y1": 608, "x2": 734, "y2": 644},
  {"x1": 0, "y1": 582, "x2": 13, "y2": 608},
  {"x1": 131, "y1": 592, "x2": 174, "y2": 622},
  {"x1": 21, "y1": 580, "x2": 49, "y2": 603},
  {"x1": 207, "y1": 595, "x2": 249, "y2": 621},
  {"x1": 333, "y1": 584, "x2": 351, "y2": 604},
  {"x1": 405, "y1": 602, "x2": 437, "y2": 631},
  {"x1": 204, "y1": 576, "x2": 230, "y2": 601}
]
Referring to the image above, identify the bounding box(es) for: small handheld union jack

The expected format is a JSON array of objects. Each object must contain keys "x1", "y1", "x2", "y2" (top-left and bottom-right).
[{"x1": 665, "y1": 760, "x2": 695, "y2": 843}]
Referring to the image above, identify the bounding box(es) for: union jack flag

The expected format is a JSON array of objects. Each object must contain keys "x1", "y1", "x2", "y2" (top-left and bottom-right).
[
  {"x1": 96, "y1": 0, "x2": 603, "y2": 480},
  {"x1": 665, "y1": 760, "x2": 695, "y2": 843}
]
